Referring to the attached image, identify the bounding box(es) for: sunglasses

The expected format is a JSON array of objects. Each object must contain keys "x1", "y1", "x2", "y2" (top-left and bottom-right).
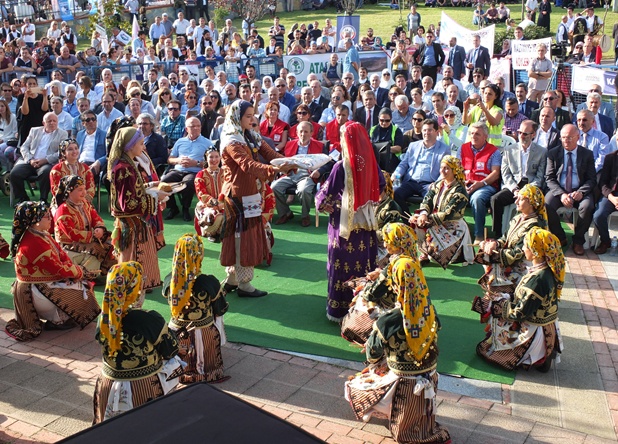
[
  {"x1": 131, "y1": 93, "x2": 140, "y2": 97},
  {"x1": 202, "y1": 101, "x2": 212, "y2": 105},
  {"x1": 2, "y1": 89, "x2": 11, "y2": 92},
  {"x1": 379, "y1": 119, "x2": 391, "y2": 123},
  {"x1": 168, "y1": 107, "x2": 179, "y2": 111},
  {"x1": 82, "y1": 117, "x2": 96, "y2": 123},
  {"x1": 413, "y1": 117, "x2": 424, "y2": 122},
  {"x1": 209, "y1": 95, "x2": 217, "y2": 99},
  {"x1": 543, "y1": 97, "x2": 555, "y2": 101},
  {"x1": 296, "y1": 111, "x2": 308, "y2": 115},
  {"x1": 332, "y1": 96, "x2": 341, "y2": 100},
  {"x1": 444, "y1": 114, "x2": 455, "y2": 118}
]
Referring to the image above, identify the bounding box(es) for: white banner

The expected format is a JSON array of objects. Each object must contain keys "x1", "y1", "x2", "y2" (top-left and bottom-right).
[
  {"x1": 440, "y1": 12, "x2": 495, "y2": 57},
  {"x1": 510, "y1": 37, "x2": 552, "y2": 70},
  {"x1": 95, "y1": 24, "x2": 109, "y2": 54},
  {"x1": 489, "y1": 58, "x2": 511, "y2": 92},
  {"x1": 283, "y1": 51, "x2": 391, "y2": 87},
  {"x1": 571, "y1": 65, "x2": 617, "y2": 96}
]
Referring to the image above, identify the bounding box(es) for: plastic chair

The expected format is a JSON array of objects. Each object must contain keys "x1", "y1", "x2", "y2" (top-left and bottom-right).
[{"x1": 590, "y1": 211, "x2": 618, "y2": 250}]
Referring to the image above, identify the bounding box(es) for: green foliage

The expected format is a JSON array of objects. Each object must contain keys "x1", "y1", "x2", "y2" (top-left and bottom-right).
[
  {"x1": 213, "y1": 7, "x2": 229, "y2": 29},
  {"x1": 494, "y1": 25, "x2": 552, "y2": 53},
  {"x1": 88, "y1": 0, "x2": 131, "y2": 37}
]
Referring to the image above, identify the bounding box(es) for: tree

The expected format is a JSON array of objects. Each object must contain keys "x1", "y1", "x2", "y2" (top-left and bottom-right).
[
  {"x1": 340, "y1": 0, "x2": 364, "y2": 15},
  {"x1": 211, "y1": 0, "x2": 272, "y2": 30},
  {"x1": 88, "y1": 0, "x2": 130, "y2": 36}
]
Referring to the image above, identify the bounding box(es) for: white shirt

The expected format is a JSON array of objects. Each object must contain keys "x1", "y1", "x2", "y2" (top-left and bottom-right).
[
  {"x1": 586, "y1": 15, "x2": 601, "y2": 32},
  {"x1": 173, "y1": 19, "x2": 190, "y2": 35},
  {"x1": 34, "y1": 131, "x2": 53, "y2": 160},
  {"x1": 56, "y1": 111, "x2": 73, "y2": 133},
  {"x1": 535, "y1": 127, "x2": 550, "y2": 148},
  {"x1": 21, "y1": 23, "x2": 35, "y2": 43},
  {"x1": 47, "y1": 28, "x2": 61, "y2": 39},
  {"x1": 520, "y1": 145, "x2": 530, "y2": 178},
  {"x1": 79, "y1": 131, "x2": 97, "y2": 163}
]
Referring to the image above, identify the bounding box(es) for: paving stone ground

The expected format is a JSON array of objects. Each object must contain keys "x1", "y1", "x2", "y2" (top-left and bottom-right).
[{"x1": 0, "y1": 245, "x2": 617, "y2": 443}]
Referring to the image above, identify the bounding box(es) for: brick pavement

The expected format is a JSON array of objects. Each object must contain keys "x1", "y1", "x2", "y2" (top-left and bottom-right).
[{"x1": 0, "y1": 247, "x2": 617, "y2": 443}]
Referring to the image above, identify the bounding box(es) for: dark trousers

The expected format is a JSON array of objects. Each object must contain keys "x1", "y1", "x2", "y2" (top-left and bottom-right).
[
  {"x1": 199, "y1": 2, "x2": 210, "y2": 21},
  {"x1": 421, "y1": 65, "x2": 438, "y2": 87},
  {"x1": 161, "y1": 169, "x2": 197, "y2": 210},
  {"x1": 593, "y1": 197, "x2": 617, "y2": 245},
  {"x1": 545, "y1": 191, "x2": 594, "y2": 245},
  {"x1": 394, "y1": 179, "x2": 430, "y2": 215},
  {"x1": 10, "y1": 161, "x2": 53, "y2": 205},
  {"x1": 490, "y1": 188, "x2": 516, "y2": 237}
]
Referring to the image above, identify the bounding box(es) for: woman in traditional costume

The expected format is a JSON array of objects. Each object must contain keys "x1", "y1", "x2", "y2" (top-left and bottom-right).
[
  {"x1": 168, "y1": 233, "x2": 229, "y2": 383},
  {"x1": 409, "y1": 155, "x2": 474, "y2": 268},
  {"x1": 345, "y1": 222, "x2": 451, "y2": 444},
  {"x1": 108, "y1": 125, "x2": 164, "y2": 293},
  {"x1": 476, "y1": 227, "x2": 564, "y2": 372},
  {"x1": 316, "y1": 121, "x2": 384, "y2": 322},
  {"x1": 53, "y1": 175, "x2": 115, "y2": 274},
  {"x1": 49, "y1": 138, "x2": 95, "y2": 207},
  {"x1": 93, "y1": 261, "x2": 183, "y2": 423},
  {"x1": 5, "y1": 201, "x2": 101, "y2": 341},
  {"x1": 194, "y1": 147, "x2": 225, "y2": 242},
  {"x1": 473, "y1": 185, "x2": 547, "y2": 321},
  {"x1": 219, "y1": 100, "x2": 289, "y2": 298}
]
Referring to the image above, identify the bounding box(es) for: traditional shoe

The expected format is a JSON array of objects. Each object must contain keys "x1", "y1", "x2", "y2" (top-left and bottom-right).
[
  {"x1": 182, "y1": 207, "x2": 192, "y2": 222},
  {"x1": 301, "y1": 216, "x2": 311, "y2": 227},
  {"x1": 275, "y1": 212, "x2": 294, "y2": 225},
  {"x1": 559, "y1": 237, "x2": 568, "y2": 247},
  {"x1": 595, "y1": 242, "x2": 611, "y2": 255},
  {"x1": 223, "y1": 283, "x2": 238, "y2": 293},
  {"x1": 237, "y1": 288, "x2": 268, "y2": 297},
  {"x1": 572, "y1": 243, "x2": 585, "y2": 256},
  {"x1": 44, "y1": 319, "x2": 76, "y2": 331},
  {"x1": 164, "y1": 208, "x2": 179, "y2": 220}
]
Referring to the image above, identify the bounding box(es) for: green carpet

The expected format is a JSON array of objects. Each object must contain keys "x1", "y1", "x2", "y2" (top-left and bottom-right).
[{"x1": 2, "y1": 190, "x2": 576, "y2": 385}]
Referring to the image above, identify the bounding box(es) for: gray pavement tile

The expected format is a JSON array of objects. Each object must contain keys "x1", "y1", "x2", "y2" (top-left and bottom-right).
[
  {"x1": 0, "y1": 387, "x2": 42, "y2": 414},
  {"x1": 583, "y1": 435, "x2": 618, "y2": 443},
  {"x1": 359, "y1": 420, "x2": 392, "y2": 437},
  {"x1": 302, "y1": 370, "x2": 349, "y2": 396},
  {"x1": 475, "y1": 411, "x2": 536, "y2": 443},
  {"x1": 218, "y1": 374, "x2": 261, "y2": 395},
  {"x1": 11, "y1": 398, "x2": 75, "y2": 428},
  {"x1": 438, "y1": 423, "x2": 473, "y2": 443},
  {"x1": 439, "y1": 374, "x2": 502, "y2": 403},
  {"x1": 279, "y1": 387, "x2": 361, "y2": 429},
  {"x1": 0, "y1": 361, "x2": 45, "y2": 385},
  {"x1": 431, "y1": 400, "x2": 487, "y2": 434},
  {"x1": 0, "y1": 356, "x2": 16, "y2": 371},
  {"x1": 511, "y1": 377, "x2": 560, "y2": 409},
  {"x1": 221, "y1": 346, "x2": 248, "y2": 369},
  {"x1": 525, "y1": 438, "x2": 584, "y2": 444},
  {"x1": 528, "y1": 423, "x2": 586, "y2": 442},
  {"x1": 557, "y1": 370, "x2": 604, "y2": 392},
  {"x1": 224, "y1": 353, "x2": 282, "y2": 379},
  {"x1": 560, "y1": 408, "x2": 615, "y2": 440},
  {"x1": 511, "y1": 404, "x2": 561, "y2": 428},
  {"x1": 464, "y1": 431, "x2": 524, "y2": 443},
  {"x1": 49, "y1": 380, "x2": 96, "y2": 405},
  {"x1": 21, "y1": 370, "x2": 77, "y2": 397},
  {"x1": 243, "y1": 379, "x2": 301, "y2": 405},
  {"x1": 262, "y1": 362, "x2": 320, "y2": 387},
  {"x1": 45, "y1": 407, "x2": 92, "y2": 437}
]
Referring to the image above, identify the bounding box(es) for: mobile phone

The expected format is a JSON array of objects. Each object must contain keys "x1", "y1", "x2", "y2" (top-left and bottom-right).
[{"x1": 469, "y1": 97, "x2": 478, "y2": 105}]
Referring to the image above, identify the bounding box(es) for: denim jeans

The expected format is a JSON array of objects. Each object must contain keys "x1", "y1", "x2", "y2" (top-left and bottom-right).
[
  {"x1": 470, "y1": 184, "x2": 497, "y2": 238},
  {"x1": 593, "y1": 197, "x2": 618, "y2": 245}
]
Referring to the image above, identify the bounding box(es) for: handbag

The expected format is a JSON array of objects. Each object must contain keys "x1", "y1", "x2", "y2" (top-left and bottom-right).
[{"x1": 373, "y1": 141, "x2": 400, "y2": 174}]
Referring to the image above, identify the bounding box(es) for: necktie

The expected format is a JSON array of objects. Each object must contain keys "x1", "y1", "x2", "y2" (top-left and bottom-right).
[
  {"x1": 519, "y1": 102, "x2": 525, "y2": 115},
  {"x1": 472, "y1": 48, "x2": 478, "y2": 65},
  {"x1": 565, "y1": 152, "x2": 573, "y2": 193},
  {"x1": 366, "y1": 108, "x2": 371, "y2": 130},
  {"x1": 582, "y1": 133, "x2": 588, "y2": 148},
  {"x1": 448, "y1": 49, "x2": 453, "y2": 66}
]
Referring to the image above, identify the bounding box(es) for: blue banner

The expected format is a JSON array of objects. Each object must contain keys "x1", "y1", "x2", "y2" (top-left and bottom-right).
[
  {"x1": 336, "y1": 15, "x2": 361, "y2": 48},
  {"x1": 58, "y1": 0, "x2": 74, "y2": 21}
]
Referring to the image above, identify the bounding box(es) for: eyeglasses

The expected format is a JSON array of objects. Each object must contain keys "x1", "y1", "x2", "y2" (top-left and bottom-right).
[
  {"x1": 202, "y1": 101, "x2": 212, "y2": 105},
  {"x1": 560, "y1": 136, "x2": 576, "y2": 140},
  {"x1": 2, "y1": 89, "x2": 11, "y2": 92},
  {"x1": 209, "y1": 95, "x2": 217, "y2": 99},
  {"x1": 388, "y1": 92, "x2": 397, "y2": 96},
  {"x1": 379, "y1": 119, "x2": 391, "y2": 123},
  {"x1": 131, "y1": 93, "x2": 140, "y2": 97},
  {"x1": 82, "y1": 117, "x2": 96, "y2": 123},
  {"x1": 543, "y1": 97, "x2": 556, "y2": 101},
  {"x1": 167, "y1": 107, "x2": 179, "y2": 111},
  {"x1": 444, "y1": 113, "x2": 455, "y2": 118},
  {"x1": 332, "y1": 96, "x2": 341, "y2": 100},
  {"x1": 187, "y1": 95, "x2": 197, "y2": 99},
  {"x1": 589, "y1": 89, "x2": 601, "y2": 93},
  {"x1": 517, "y1": 131, "x2": 532, "y2": 136},
  {"x1": 276, "y1": 84, "x2": 286, "y2": 87},
  {"x1": 412, "y1": 117, "x2": 424, "y2": 122}
]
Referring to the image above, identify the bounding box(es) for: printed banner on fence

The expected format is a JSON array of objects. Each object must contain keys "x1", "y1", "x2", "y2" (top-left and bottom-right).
[
  {"x1": 440, "y1": 12, "x2": 495, "y2": 57},
  {"x1": 571, "y1": 65, "x2": 617, "y2": 96},
  {"x1": 488, "y1": 57, "x2": 511, "y2": 91},
  {"x1": 54, "y1": 0, "x2": 74, "y2": 21},
  {"x1": 95, "y1": 24, "x2": 109, "y2": 54},
  {"x1": 336, "y1": 15, "x2": 361, "y2": 47},
  {"x1": 510, "y1": 37, "x2": 552, "y2": 69},
  {"x1": 283, "y1": 50, "x2": 390, "y2": 87}
]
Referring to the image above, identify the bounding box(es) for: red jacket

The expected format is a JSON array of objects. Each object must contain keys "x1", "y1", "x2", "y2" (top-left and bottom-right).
[
  {"x1": 325, "y1": 119, "x2": 342, "y2": 153},
  {"x1": 283, "y1": 138, "x2": 324, "y2": 158},
  {"x1": 460, "y1": 142, "x2": 499, "y2": 188}
]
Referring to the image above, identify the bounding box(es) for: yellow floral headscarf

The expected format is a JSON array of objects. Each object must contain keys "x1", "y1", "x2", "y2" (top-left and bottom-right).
[
  {"x1": 169, "y1": 233, "x2": 204, "y2": 318},
  {"x1": 518, "y1": 184, "x2": 548, "y2": 225},
  {"x1": 381, "y1": 222, "x2": 418, "y2": 259},
  {"x1": 440, "y1": 155, "x2": 465, "y2": 185},
  {"x1": 100, "y1": 261, "x2": 143, "y2": 358},
  {"x1": 525, "y1": 227, "x2": 565, "y2": 300},
  {"x1": 391, "y1": 256, "x2": 438, "y2": 361}
]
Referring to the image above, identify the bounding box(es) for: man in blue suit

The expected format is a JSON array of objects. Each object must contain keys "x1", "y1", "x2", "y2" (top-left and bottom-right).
[
  {"x1": 465, "y1": 34, "x2": 491, "y2": 83},
  {"x1": 447, "y1": 37, "x2": 466, "y2": 81},
  {"x1": 76, "y1": 110, "x2": 107, "y2": 177},
  {"x1": 515, "y1": 83, "x2": 539, "y2": 118}
]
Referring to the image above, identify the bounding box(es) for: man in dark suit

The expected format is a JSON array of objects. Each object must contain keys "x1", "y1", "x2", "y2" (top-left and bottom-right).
[
  {"x1": 369, "y1": 74, "x2": 389, "y2": 109},
  {"x1": 353, "y1": 90, "x2": 379, "y2": 132},
  {"x1": 533, "y1": 106, "x2": 561, "y2": 151},
  {"x1": 447, "y1": 36, "x2": 466, "y2": 81},
  {"x1": 292, "y1": 86, "x2": 323, "y2": 126},
  {"x1": 530, "y1": 91, "x2": 570, "y2": 131},
  {"x1": 309, "y1": 79, "x2": 329, "y2": 115},
  {"x1": 414, "y1": 30, "x2": 444, "y2": 86},
  {"x1": 514, "y1": 83, "x2": 539, "y2": 118},
  {"x1": 465, "y1": 34, "x2": 491, "y2": 83},
  {"x1": 141, "y1": 68, "x2": 159, "y2": 102},
  {"x1": 545, "y1": 124, "x2": 597, "y2": 255}
]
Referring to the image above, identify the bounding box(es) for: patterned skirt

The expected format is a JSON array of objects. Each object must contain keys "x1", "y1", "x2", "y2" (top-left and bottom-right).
[
  {"x1": 477, "y1": 320, "x2": 561, "y2": 371},
  {"x1": 5, "y1": 281, "x2": 101, "y2": 342},
  {"x1": 416, "y1": 219, "x2": 474, "y2": 269},
  {"x1": 174, "y1": 324, "x2": 224, "y2": 383},
  {"x1": 345, "y1": 369, "x2": 451, "y2": 444}
]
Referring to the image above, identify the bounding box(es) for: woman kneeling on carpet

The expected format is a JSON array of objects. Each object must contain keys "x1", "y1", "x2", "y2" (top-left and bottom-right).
[
  {"x1": 476, "y1": 227, "x2": 564, "y2": 372},
  {"x1": 409, "y1": 155, "x2": 474, "y2": 268},
  {"x1": 473, "y1": 184, "x2": 547, "y2": 322},
  {"x1": 93, "y1": 261, "x2": 183, "y2": 423},
  {"x1": 5, "y1": 201, "x2": 101, "y2": 341},
  {"x1": 345, "y1": 222, "x2": 451, "y2": 444},
  {"x1": 53, "y1": 175, "x2": 115, "y2": 276},
  {"x1": 168, "y1": 233, "x2": 230, "y2": 383}
]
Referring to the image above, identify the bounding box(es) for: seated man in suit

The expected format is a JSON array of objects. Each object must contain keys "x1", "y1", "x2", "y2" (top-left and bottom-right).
[
  {"x1": 353, "y1": 90, "x2": 379, "y2": 132},
  {"x1": 369, "y1": 74, "x2": 389, "y2": 109},
  {"x1": 531, "y1": 90, "x2": 570, "y2": 131},
  {"x1": 576, "y1": 109, "x2": 609, "y2": 174},
  {"x1": 272, "y1": 121, "x2": 327, "y2": 227},
  {"x1": 457, "y1": 122, "x2": 501, "y2": 244},
  {"x1": 392, "y1": 118, "x2": 450, "y2": 214},
  {"x1": 76, "y1": 110, "x2": 107, "y2": 177},
  {"x1": 545, "y1": 124, "x2": 597, "y2": 255},
  {"x1": 575, "y1": 84, "x2": 616, "y2": 128},
  {"x1": 491, "y1": 119, "x2": 547, "y2": 237},
  {"x1": 137, "y1": 113, "x2": 167, "y2": 168},
  {"x1": 593, "y1": 150, "x2": 618, "y2": 254},
  {"x1": 574, "y1": 92, "x2": 614, "y2": 140},
  {"x1": 533, "y1": 106, "x2": 561, "y2": 150},
  {"x1": 10, "y1": 112, "x2": 68, "y2": 205}
]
